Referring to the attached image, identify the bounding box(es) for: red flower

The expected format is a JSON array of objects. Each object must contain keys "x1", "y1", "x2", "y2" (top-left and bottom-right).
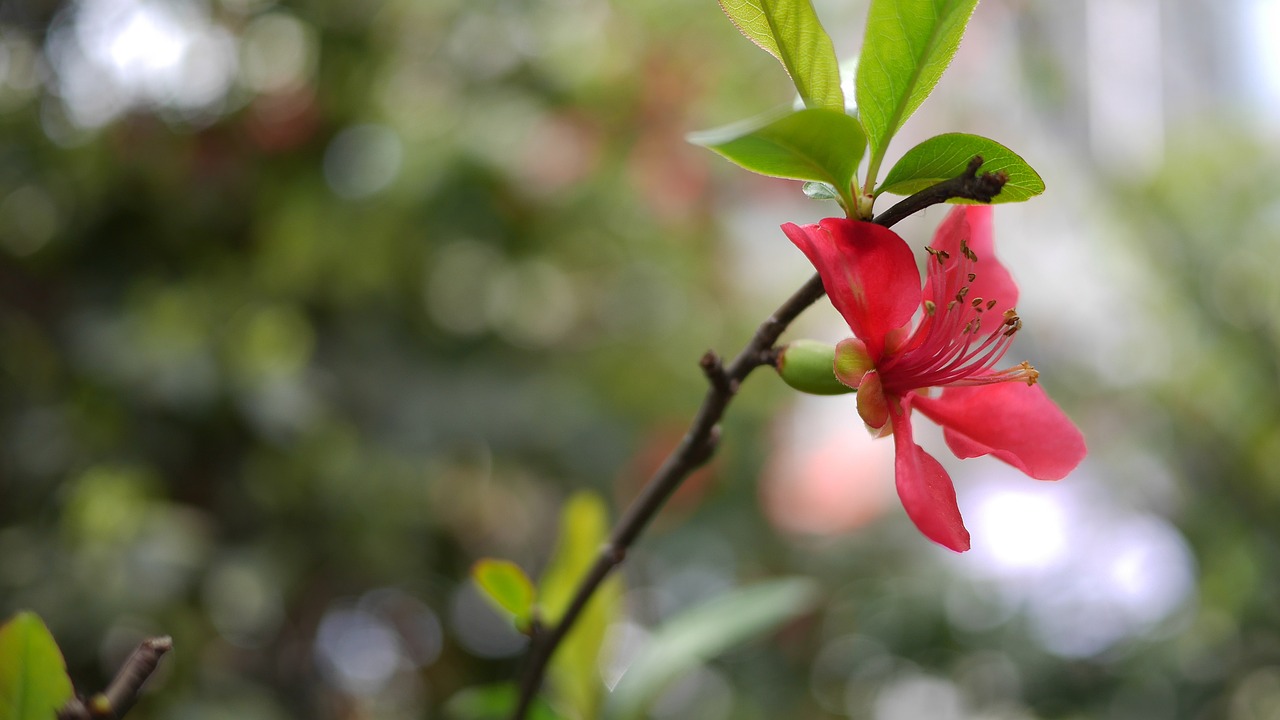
[{"x1": 782, "y1": 206, "x2": 1086, "y2": 552}]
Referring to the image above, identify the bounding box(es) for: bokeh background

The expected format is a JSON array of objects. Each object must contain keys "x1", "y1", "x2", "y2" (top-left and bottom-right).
[{"x1": 2, "y1": 0, "x2": 1279, "y2": 717}]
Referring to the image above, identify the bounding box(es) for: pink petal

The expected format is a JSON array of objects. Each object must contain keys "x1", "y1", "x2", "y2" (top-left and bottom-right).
[
  {"x1": 913, "y1": 383, "x2": 1087, "y2": 480},
  {"x1": 890, "y1": 397, "x2": 971, "y2": 552},
  {"x1": 925, "y1": 206, "x2": 1019, "y2": 315},
  {"x1": 782, "y1": 219, "x2": 921, "y2": 359}
]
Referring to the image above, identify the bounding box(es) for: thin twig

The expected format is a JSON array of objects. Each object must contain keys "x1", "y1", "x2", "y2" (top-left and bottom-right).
[
  {"x1": 871, "y1": 155, "x2": 1005, "y2": 228},
  {"x1": 59, "y1": 637, "x2": 174, "y2": 720},
  {"x1": 510, "y1": 159, "x2": 1006, "y2": 719}
]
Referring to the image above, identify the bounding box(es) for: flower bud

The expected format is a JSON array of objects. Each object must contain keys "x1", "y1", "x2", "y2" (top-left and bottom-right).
[{"x1": 775, "y1": 339, "x2": 855, "y2": 395}]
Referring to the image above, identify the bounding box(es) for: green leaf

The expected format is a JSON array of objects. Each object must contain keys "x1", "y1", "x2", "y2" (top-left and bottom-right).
[
  {"x1": 539, "y1": 492, "x2": 620, "y2": 720},
  {"x1": 878, "y1": 133, "x2": 1045, "y2": 203},
  {"x1": 0, "y1": 611, "x2": 75, "y2": 720},
  {"x1": 472, "y1": 559, "x2": 537, "y2": 629},
  {"x1": 445, "y1": 683, "x2": 563, "y2": 720},
  {"x1": 856, "y1": 0, "x2": 980, "y2": 182},
  {"x1": 605, "y1": 578, "x2": 821, "y2": 720},
  {"x1": 689, "y1": 108, "x2": 866, "y2": 210},
  {"x1": 718, "y1": 0, "x2": 844, "y2": 110}
]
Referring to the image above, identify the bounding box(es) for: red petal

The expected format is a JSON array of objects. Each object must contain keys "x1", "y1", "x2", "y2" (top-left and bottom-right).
[
  {"x1": 890, "y1": 398, "x2": 971, "y2": 552},
  {"x1": 914, "y1": 383, "x2": 1087, "y2": 480},
  {"x1": 782, "y1": 219, "x2": 920, "y2": 359},
  {"x1": 925, "y1": 206, "x2": 1019, "y2": 315}
]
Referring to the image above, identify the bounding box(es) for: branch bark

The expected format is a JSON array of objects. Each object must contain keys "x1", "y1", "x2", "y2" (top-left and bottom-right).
[
  {"x1": 58, "y1": 636, "x2": 173, "y2": 720},
  {"x1": 510, "y1": 158, "x2": 1005, "y2": 719}
]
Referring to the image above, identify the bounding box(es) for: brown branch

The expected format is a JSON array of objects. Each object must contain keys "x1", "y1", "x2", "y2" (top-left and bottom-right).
[
  {"x1": 871, "y1": 155, "x2": 1006, "y2": 228},
  {"x1": 509, "y1": 159, "x2": 1007, "y2": 719},
  {"x1": 59, "y1": 636, "x2": 173, "y2": 720}
]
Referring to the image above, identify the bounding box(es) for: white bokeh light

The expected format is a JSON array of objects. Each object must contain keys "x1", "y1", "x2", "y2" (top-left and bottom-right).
[
  {"x1": 323, "y1": 124, "x2": 404, "y2": 199},
  {"x1": 969, "y1": 488, "x2": 1069, "y2": 573},
  {"x1": 955, "y1": 464, "x2": 1196, "y2": 658},
  {"x1": 314, "y1": 607, "x2": 405, "y2": 696},
  {"x1": 47, "y1": 0, "x2": 238, "y2": 128}
]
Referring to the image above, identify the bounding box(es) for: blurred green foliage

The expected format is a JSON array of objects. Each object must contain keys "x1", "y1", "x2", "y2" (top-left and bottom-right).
[{"x1": 2, "y1": 0, "x2": 1280, "y2": 719}]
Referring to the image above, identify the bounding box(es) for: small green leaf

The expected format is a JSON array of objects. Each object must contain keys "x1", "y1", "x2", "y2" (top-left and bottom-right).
[
  {"x1": 472, "y1": 559, "x2": 537, "y2": 628},
  {"x1": 856, "y1": 0, "x2": 980, "y2": 183},
  {"x1": 605, "y1": 578, "x2": 821, "y2": 720},
  {"x1": 445, "y1": 683, "x2": 563, "y2": 720},
  {"x1": 718, "y1": 0, "x2": 843, "y2": 110},
  {"x1": 878, "y1": 133, "x2": 1045, "y2": 203},
  {"x1": 539, "y1": 493, "x2": 620, "y2": 720},
  {"x1": 0, "y1": 611, "x2": 75, "y2": 720},
  {"x1": 689, "y1": 108, "x2": 866, "y2": 210}
]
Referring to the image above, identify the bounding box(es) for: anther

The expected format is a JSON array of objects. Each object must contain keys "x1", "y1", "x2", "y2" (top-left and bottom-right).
[
  {"x1": 1020, "y1": 361, "x2": 1040, "y2": 386},
  {"x1": 971, "y1": 297, "x2": 984, "y2": 308},
  {"x1": 986, "y1": 299, "x2": 997, "y2": 311},
  {"x1": 968, "y1": 273, "x2": 977, "y2": 282},
  {"x1": 923, "y1": 300, "x2": 936, "y2": 315}
]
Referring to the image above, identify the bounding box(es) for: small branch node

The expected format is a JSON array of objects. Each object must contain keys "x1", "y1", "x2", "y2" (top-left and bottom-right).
[
  {"x1": 699, "y1": 350, "x2": 732, "y2": 393},
  {"x1": 965, "y1": 154, "x2": 985, "y2": 176},
  {"x1": 604, "y1": 542, "x2": 626, "y2": 565},
  {"x1": 707, "y1": 424, "x2": 723, "y2": 451}
]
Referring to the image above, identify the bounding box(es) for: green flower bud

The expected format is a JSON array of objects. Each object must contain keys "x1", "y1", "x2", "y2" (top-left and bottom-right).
[{"x1": 775, "y1": 339, "x2": 855, "y2": 395}]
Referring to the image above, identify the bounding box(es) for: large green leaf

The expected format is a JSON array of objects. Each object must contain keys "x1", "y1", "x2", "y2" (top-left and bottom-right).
[
  {"x1": 471, "y1": 559, "x2": 537, "y2": 630},
  {"x1": 605, "y1": 578, "x2": 821, "y2": 720},
  {"x1": 856, "y1": 0, "x2": 980, "y2": 183},
  {"x1": 878, "y1": 133, "x2": 1045, "y2": 203},
  {"x1": 539, "y1": 492, "x2": 620, "y2": 720},
  {"x1": 0, "y1": 612, "x2": 75, "y2": 720},
  {"x1": 718, "y1": 0, "x2": 843, "y2": 110},
  {"x1": 689, "y1": 108, "x2": 866, "y2": 210}
]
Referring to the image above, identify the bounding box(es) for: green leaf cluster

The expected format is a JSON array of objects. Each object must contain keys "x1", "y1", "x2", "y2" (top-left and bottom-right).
[
  {"x1": 699, "y1": 0, "x2": 1045, "y2": 216},
  {"x1": 468, "y1": 492, "x2": 620, "y2": 720}
]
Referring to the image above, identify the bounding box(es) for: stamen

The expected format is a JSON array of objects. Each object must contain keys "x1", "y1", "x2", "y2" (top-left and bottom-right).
[
  {"x1": 923, "y1": 300, "x2": 936, "y2": 315},
  {"x1": 1019, "y1": 361, "x2": 1040, "y2": 385},
  {"x1": 968, "y1": 273, "x2": 977, "y2": 282},
  {"x1": 971, "y1": 297, "x2": 984, "y2": 309},
  {"x1": 986, "y1": 299, "x2": 997, "y2": 311}
]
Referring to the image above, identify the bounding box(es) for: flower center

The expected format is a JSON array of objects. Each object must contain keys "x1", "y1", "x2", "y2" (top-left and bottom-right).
[{"x1": 878, "y1": 240, "x2": 1039, "y2": 393}]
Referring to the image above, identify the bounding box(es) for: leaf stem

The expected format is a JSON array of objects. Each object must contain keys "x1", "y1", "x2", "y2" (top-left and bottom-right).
[{"x1": 508, "y1": 158, "x2": 1006, "y2": 720}]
